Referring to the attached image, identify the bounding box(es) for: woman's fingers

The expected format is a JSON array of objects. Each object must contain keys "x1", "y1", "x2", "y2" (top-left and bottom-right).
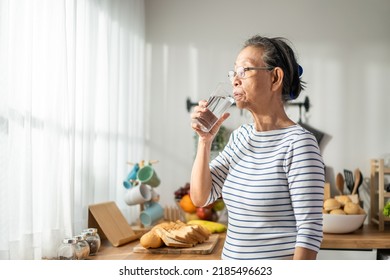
[
  {"x1": 191, "y1": 99, "x2": 230, "y2": 141},
  {"x1": 209, "y1": 112, "x2": 230, "y2": 134},
  {"x1": 190, "y1": 100, "x2": 208, "y2": 120}
]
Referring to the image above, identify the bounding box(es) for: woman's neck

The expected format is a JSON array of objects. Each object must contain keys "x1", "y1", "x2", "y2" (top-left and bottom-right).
[{"x1": 250, "y1": 106, "x2": 295, "y2": 132}]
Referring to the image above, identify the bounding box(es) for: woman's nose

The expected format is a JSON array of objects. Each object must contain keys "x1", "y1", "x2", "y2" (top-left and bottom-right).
[{"x1": 233, "y1": 77, "x2": 241, "y2": 87}]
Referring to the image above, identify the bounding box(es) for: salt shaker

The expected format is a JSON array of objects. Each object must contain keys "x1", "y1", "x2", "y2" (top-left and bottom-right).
[
  {"x1": 74, "y1": 234, "x2": 90, "y2": 260},
  {"x1": 57, "y1": 238, "x2": 78, "y2": 260},
  {"x1": 82, "y1": 228, "x2": 101, "y2": 255}
]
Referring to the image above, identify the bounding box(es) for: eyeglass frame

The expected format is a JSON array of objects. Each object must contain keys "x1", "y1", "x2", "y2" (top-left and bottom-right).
[{"x1": 228, "y1": 66, "x2": 274, "y2": 82}]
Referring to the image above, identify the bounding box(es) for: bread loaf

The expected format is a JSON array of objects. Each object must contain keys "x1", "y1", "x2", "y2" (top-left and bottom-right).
[
  {"x1": 323, "y1": 195, "x2": 366, "y2": 215},
  {"x1": 140, "y1": 230, "x2": 163, "y2": 248},
  {"x1": 139, "y1": 220, "x2": 211, "y2": 249},
  {"x1": 344, "y1": 202, "x2": 361, "y2": 214},
  {"x1": 330, "y1": 208, "x2": 346, "y2": 215},
  {"x1": 335, "y1": 195, "x2": 352, "y2": 206},
  {"x1": 154, "y1": 227, "x2": 194, "y2": 247},
  {"x1": 323, "y1": 198, "x2": 341, "y2": 211}
]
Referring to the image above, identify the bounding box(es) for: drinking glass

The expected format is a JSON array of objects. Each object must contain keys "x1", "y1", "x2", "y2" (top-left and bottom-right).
[{"x1": 194, "y1": 82, "x2": 234, "y2": 132}]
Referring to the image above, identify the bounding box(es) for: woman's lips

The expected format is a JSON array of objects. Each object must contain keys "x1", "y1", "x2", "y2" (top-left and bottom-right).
[{"x1": 233, "y1": 92, "x2": 244, "y2": 101}]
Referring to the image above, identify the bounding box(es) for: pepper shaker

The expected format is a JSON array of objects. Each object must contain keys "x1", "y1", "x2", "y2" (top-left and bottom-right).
[
  {"x1": 57, "y1": 238, "x2": 78, "y2": 260},
  {"x1": 82, "y1": 228, "x2": 101, "y2": 255},
  {"x1": 74, "y1": 234, "x2": 90, "y2": 260}
]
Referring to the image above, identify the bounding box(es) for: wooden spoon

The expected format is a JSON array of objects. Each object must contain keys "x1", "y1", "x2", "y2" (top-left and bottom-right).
[
  {"x1": 336, "y1": 173, "x2": 344, "y2": 195},
  {"x1": 352, "y1": 168, "x2": 363, "y2": 195}
]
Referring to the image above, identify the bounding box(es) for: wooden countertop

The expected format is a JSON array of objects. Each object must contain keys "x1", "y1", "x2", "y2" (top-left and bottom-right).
[
  {"x1": 322, "y1": 223, "x2": 390, "y2": 249},
  {"x1": 89, "y1": 224, "x2": 390, "y2": 260},
  {"x1": 89, "y1": 233, "x2": 226, "y2": 260}
]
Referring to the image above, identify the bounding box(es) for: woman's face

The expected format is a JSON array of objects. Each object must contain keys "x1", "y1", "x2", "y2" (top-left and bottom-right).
[{"x1": 232, "y1": 46, "x2": 273, "y2": 111}]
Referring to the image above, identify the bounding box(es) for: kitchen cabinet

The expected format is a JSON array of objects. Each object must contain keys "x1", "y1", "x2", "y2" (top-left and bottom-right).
[
  {"x1": 370, "y1": 159, "x2": 390, "y2": 231},
  {"x1": 320, "y1": 224, "x2": 390, "y2": 260},
  {"x1": 317, "y1": 249, "x2": 377, "y2": 260}
]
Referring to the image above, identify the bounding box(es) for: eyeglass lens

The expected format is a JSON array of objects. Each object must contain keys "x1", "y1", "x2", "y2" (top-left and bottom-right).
[{"x1": 228, "y1": 67, "x2": 245, "y2": 81}]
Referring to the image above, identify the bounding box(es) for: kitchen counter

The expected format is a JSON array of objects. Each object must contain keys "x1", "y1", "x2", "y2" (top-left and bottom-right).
[
  {"x1": 88, "y1": 224, "x2": 390, "y2": 260},
  {"x1": 88, "y1": 233, "x2": 225, "y2": 260},
  {"x1": 322, "y1": 223, "x2": 390, "y2": 249}
]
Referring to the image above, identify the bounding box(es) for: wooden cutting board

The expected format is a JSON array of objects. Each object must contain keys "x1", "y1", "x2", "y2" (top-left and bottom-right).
[{"x1": 133, "y1": 234, "x2": 219, "y2": 255}]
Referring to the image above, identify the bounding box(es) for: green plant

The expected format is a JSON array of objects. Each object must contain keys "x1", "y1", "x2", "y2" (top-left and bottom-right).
[
  {"x1": 193, "y1": 125, "x2": 230, "y2": 152},
  {"x1": 383, "y1": 201, "x2": 390, "y2": 217},
  {"x1": 211, "y1": 125, "x2": 229, "y2": 151}
]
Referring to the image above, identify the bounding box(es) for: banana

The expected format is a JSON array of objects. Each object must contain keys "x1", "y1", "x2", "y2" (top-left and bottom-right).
[{"x1": 187, "y1": 220, "x2": 227, "y2": 233}]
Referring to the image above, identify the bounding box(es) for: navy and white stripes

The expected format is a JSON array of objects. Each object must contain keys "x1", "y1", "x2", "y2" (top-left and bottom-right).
[{"x1": 208, "y1": 124, "x2": 325, "y2": 260}]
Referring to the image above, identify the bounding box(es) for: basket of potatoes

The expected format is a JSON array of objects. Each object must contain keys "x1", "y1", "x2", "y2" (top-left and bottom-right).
[{"x1": 323, "y1": 195, "x2": 366, "y2": 233}]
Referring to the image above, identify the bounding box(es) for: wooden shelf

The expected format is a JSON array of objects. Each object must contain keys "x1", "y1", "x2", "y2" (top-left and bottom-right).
[
  {"x1": 371, "y1": 159, "x2": 390, "y2": 174},
  {"x1": 370, "y1": 159, "x2": 390, "y2": 231},
  {"x1": 371, "y1": 216, "x2": 390, "y2": 225},
  {"x1": 374, "y1": 191, "x2": 390, "y2": 197}
]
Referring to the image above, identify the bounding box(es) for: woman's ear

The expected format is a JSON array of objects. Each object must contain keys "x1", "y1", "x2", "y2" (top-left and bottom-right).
[{"x1": 271, "y1": 67, "x2": 284, "y2": 92}]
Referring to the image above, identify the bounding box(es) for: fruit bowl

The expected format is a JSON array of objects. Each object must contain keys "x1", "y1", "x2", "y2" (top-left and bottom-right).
[
  {"x1": 174, "y1": 182, "x2": 226, "y2": 223},
  {"x1": 323, "y1": 214, "x2": 367, "y2": 234},
  {"x1": 176, "y1": 198, "x2": 225, "y2": 222}
]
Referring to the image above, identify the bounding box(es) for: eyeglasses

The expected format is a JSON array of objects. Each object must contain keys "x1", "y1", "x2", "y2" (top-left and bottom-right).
[{"x1": 228, "y1": 66, "x2": 274, "y2": 82}]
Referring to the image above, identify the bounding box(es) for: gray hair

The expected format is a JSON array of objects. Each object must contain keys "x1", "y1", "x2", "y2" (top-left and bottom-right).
[{"x1": 243, "y1": 35, "x2": 305, "y2": 101}]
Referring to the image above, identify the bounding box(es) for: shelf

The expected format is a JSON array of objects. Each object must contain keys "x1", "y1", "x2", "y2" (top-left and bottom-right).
[
  {"x1": 370, "y1": 159, "x2": 390, "y2": 231},
  {"x1": 374, "y1": 191, "x2": 390, "y2": 198},
  {"x1": 371, "y1": 216, "x2": 390, "y2": 223},
  {"x1": 371, "y1": 161, "x2": 390, "y2": 174},
  {"x1": 371, "y1": 218, "x2": 379, "y2": 225}
]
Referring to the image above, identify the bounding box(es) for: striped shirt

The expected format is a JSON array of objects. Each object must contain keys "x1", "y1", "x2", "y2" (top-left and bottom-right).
[{"x1": 207, "y1": 123, "x2": 325, "y2": 260}]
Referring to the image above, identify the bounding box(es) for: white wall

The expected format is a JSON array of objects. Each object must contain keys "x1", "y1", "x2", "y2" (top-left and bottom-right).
[{"x1": 144, "y1": 0, "x2": 390, "y2": 206}]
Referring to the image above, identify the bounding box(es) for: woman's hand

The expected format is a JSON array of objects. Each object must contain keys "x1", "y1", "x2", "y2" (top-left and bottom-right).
[
  {"x1": 191, "y1": 100, "x2": 230, "y2": 142},
  {"x1": 190, "y1": 99, "x2": 230, "y2": 207}
]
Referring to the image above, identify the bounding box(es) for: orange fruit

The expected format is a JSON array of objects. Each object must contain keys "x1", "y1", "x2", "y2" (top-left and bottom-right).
[{"x1": 179, "y1": 194, "x2": 197, "y2": 213}]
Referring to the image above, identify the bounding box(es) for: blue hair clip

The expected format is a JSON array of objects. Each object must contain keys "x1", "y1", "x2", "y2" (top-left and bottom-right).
[
  {"x1": 298, "y1": 65, "x2": 303, "y2": 77},
  {"x1": 289, "y1": 65, "x2": 303, "y2": 100}
]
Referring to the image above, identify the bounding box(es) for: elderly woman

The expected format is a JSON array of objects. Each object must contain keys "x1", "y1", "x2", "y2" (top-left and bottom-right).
[{"x1": 190, "y1": 35, "x2": 325, "y2": 260}]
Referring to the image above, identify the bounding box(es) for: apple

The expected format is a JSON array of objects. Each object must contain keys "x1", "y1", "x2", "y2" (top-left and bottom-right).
[
  {"x1": 212, "y1": 200, "x2": 225, "y2": 211},
  {"x1": 184, "y1": 213, "x2": 199, "y2": 221},
  {"x1": 196, "y1": 207, "x2": 213, "y2": 220}
]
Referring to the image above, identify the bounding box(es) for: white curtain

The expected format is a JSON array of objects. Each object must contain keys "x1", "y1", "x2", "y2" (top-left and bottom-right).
[{"x1": 0, "y1": 0, "x2": 145, "y2": 259}]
